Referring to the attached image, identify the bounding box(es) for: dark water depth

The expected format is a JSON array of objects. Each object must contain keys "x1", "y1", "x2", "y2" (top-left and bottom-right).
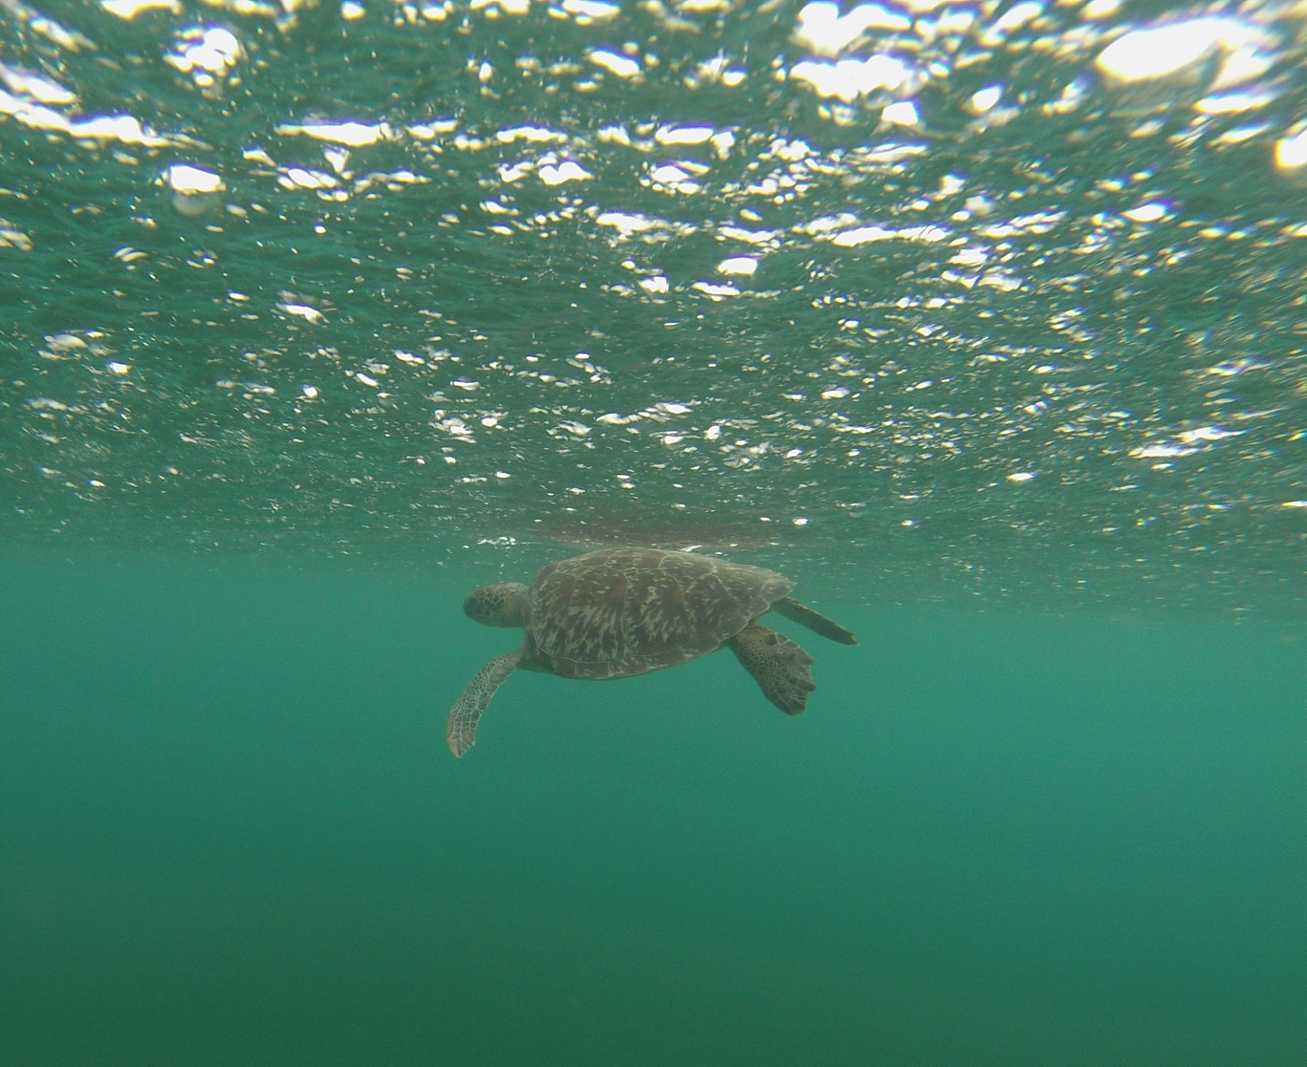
[{"x1": 3, "y1": 554, "x2": 1303, "y2": 1065}]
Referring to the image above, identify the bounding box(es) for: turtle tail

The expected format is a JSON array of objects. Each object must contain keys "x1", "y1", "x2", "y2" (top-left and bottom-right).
[{"x1": 773, "y1": 597, "x2": 858, "y2": 645}]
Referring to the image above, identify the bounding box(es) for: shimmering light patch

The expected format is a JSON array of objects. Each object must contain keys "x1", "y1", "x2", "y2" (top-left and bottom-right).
[
  {"x1": 799, "y1": 213, "x2": 858, "y2": 237},
  {"x1": 496, "y1": 161, "x2": 530, "y2": 184},
  {"x1": 1123, "y1": 202, "x2": 1169, "y2": 223},
  {"x1": 588, "y1": 49, "x2": 641, "y2": 80},
  {"x1": 1176, "y1": 426, "x2": 1243, "y2": 445},
  {"x1": 655, "y1": 126, "x2": 715, "y2": 146},
  {"x1": 709, "y1": 131, "x2": 735, "y2": 159},
  {"x1": 692, "y1": 57, "x2": 747, "y2": 89},
  {"x1": 1095, "y1": 17, "x2": 1270, "y2": 88},
  {"x1": 978, "y1": 1, "x2": 1041, "y2": 47},
  {"x1": 969, "y1": 86, "x2": 1002, "y2": 114},
  {"x1": 165, "y1": 163, "x2": 226, "y2": 217},
  {"x1": 497, "y1": 125, "x2": 567, "y2": 144},
  {"x1": 977, "y1": 210, "x2": 1064, "y2": 238},
  {"x1": 596, "y1": 125, "x2": 633, "y2": 147},
  {"x1": 1195, "y1": 91, "x2": 1272, "y2": 116},
  {"x1": 830, "y1": 223, "x2": 948, "y2": 246},
  {"x1": 1203, "y1": 358, "x2": 1267, "y2": 378},
  {"x1": 408, "y1": 118, "x2": 460, "y2": 139},
  {"x1": 560, "y1": 0, "x2": 620, "y2": 24},
  {"x1": 0, "y1": 224, "x2": 33, "y2": 251},
  {"x1": 276, "y1": 121, "x2": 391, "y2": 147},
  {"x1": 200, "y1": 0, "x2": 279, "y2": 14},
  {"x1": 882, "y1": 101, "x2": 919, "y2": 127},
  {"x1": 692, "y1": 281, "x2": 740, "y2": 298},
  {"x1": 719, "y1": 225, "x2": 779, "y2": 248},
  {"x1": 1275, "y1": 130, "x2": 1307, "y2": 171},
  {"x1": 718, "y1": 257, "x2": 757, "y2": 276},
  {"x1": 1083, "y1": 0, "x2": 1121, "y2": 18},
  {"x1": 794, "y1": 3, "x2": 911, "y2": 58},
  {"x1": 101, "y1": 0, "x2": 179, "y2": 18},
  {"x1": 166, "y1": 27, "x2": 244, "y2": 89},
  {"x1": 279, "y1": 302, "x2": 325, "y2": 324},
  {"x1": 360, "y1": 169, "x2": 428, "y2": 194},
  {"x1": 538, "y1": 160, "x2": 591, "y2": 186},
  {"x1": 278, "y1": 167, "x2": 338, "y2": 191},
  {"x1": 79, "y1": 116, "x2": 162, "y2": 145},
  {"x1": 1, "y1": 0, "x2": 1300, "y2": 622},
  {"x1": 980, "y1": 271, "x2": 1022, "y2": 292},
  {"x1": 0, "y1": 64, "x2": 76, "y2": 106},
  {"x1": 1213, "y1": 124, "x2": 1269, "y2": 147},
  {"x1": 649, "y1": 164, "x2": 701, "y2": 192},
  {"x1": 790, "y1": 56, "x2": 912, "y2": 102},
  {"x1": 0, "y1": 90, "x2": 179, "y2": 146},
  {"x1": 47, "y1": 334, "x2": 89, "y2": 352},
  {"x1": 596, "y1": 211, "x2": 655, "y2": 236},
  {"x1": 166, "y1": 164, "x2": 224, "y2": 195},
  {"x1": 1130, "y1": 444, "x2": 1196, "y2": 460}
]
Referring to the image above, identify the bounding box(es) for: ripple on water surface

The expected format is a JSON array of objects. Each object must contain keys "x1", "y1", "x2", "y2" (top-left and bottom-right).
[{"x1": 1, "y1": 0, "x2": 1304, "y2": 614}]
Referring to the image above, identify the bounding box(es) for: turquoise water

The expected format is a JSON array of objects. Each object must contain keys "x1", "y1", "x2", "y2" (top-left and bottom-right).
[
  {"x1": 4, "y1": 554, "x2": 1304, "y2": 1064},
  {"x1": 3, "y1": 0, "x2": 1306, "y2": 1063}
]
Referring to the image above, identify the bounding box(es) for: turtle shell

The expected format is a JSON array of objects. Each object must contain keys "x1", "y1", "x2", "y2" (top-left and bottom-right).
[{"x1": 525, "y1": 547, "x2": 791, "y2": 679}]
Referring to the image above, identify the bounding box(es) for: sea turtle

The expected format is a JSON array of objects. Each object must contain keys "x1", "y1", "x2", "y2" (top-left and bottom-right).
[{"x1": 446, "y1": 547, "x2": 857, "y2": 758}]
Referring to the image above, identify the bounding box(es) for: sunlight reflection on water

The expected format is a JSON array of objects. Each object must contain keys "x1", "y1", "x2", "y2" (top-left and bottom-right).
[{"x1": 0, "y1": 0, "x2": 1304, "y2": 613}]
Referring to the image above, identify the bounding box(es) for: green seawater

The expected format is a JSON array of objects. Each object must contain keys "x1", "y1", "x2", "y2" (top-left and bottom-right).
[
  {"x1": 3, "y1": 553, "x2": 1304, "y2": 1065},
  {"x1": 2, "y1": 0, "x2": 1306, "y2": 1063}
]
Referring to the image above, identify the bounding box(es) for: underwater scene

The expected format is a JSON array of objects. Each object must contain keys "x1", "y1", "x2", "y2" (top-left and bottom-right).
[{"x1": 2, "y1": 0, "x2": 1305, "y2": 1063}]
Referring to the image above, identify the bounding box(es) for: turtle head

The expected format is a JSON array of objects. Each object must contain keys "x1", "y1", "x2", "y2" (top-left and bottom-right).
[{"x1": 463, "y1": 582, "x2": 529, "y2": 628}]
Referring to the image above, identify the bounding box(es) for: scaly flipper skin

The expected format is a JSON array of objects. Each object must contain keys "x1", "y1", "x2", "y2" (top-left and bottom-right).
[
  {"x1": 446, "y1": 649, "x2": 524, "y2": 758},
  {"x1": 727, "y1": 622, "x2": 816, "y2": 715}
]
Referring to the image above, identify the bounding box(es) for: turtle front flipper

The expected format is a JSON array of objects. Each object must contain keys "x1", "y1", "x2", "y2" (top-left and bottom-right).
[
  {"x1": 727, "y1": 622, "x2": 815, "y2": 715},
  {"x1": 446, "y1": 649, "x2": 524, "y2": 758}
]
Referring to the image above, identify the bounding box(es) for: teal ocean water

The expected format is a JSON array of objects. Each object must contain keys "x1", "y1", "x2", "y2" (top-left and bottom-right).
[{"x1": 3, "y1": 0, "x2": 1306, "y2": 1063}]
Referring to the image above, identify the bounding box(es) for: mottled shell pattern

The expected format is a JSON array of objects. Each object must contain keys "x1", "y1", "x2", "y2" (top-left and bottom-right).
[{"x1": 525, "y1": 547, "x2": 791, "y2": 679}]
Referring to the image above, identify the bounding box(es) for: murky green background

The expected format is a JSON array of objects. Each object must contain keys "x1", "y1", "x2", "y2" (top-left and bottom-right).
[
  {"x1": 4, "y1": 554, "x2": 1304, "y2": 1064},
  {"x1": 2, "y1": 0, "x2": 1305, "y2": 1062}
]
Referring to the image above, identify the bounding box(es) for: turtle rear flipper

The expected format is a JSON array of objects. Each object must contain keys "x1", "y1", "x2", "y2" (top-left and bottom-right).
[
  {"x1": 773, "y1": 596, "x2": 857, "y2": 645},
  {"x1": 446, "y1": 649, "x2": 524, "y2": 758},
  {"x1": 728, "y1": 622, "x2": 815, "y2": 716}
]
